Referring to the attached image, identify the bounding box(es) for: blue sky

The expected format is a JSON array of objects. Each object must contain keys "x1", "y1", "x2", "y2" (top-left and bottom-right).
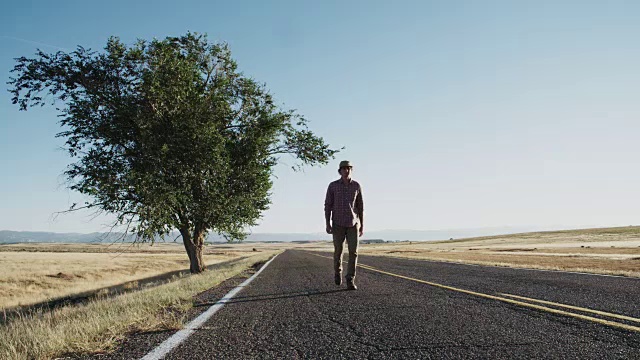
[{"x1": 1, "y1": 0, "x2": 640, "y2": 234}]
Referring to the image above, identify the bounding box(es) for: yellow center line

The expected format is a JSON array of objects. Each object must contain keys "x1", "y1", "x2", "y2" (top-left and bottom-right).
[
  {"x1": 498, "y1": 293, "x2": 640, "y2": 324},
  {"x1": 309, "y1": 253, "x2": 640, "y2": 333}
]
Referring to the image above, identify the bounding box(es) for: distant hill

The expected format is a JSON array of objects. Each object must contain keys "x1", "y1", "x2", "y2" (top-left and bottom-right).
[
  {"x1": 0, "y1": 231, "x2": 136, "y2": 244},
  {"x1": 0, "y1": 230, "x2": 327, "y2": 244},
  {"x1": 0, "y1": 226, "x2": 581, "y2": 244}
]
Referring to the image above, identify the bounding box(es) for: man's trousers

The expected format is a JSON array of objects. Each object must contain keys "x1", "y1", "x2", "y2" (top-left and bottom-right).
[{"x1": 333, "y1": 224, "x2": 359, "y2": 281}]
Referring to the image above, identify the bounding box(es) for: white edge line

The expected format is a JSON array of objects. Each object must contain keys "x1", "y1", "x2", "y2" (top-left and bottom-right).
[{"x1": 140, "y1": 253, "x2": 280, "y2": 360}]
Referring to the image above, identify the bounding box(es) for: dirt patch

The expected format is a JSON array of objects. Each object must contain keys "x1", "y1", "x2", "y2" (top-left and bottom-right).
[
  {"x1": 493, "y1": 248, "x2": 537, "y2": 252},
  {"x1": 46, "y1": 272, "x2": 77, "y2": 280}
]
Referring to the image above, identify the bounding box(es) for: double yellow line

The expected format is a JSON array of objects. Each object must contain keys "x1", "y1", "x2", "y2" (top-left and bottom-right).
[{"x1": 313, "y1": 253, "x2": 640, "y2": 332}]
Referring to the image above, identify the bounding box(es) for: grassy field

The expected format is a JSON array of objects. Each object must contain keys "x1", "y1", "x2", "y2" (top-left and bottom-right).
[
  {"x1": 350, "y1": 226, "x2": 640, "y2": 277},
  {"x1": 0, "y1": 242, "x2": 295, "y2": 310}
]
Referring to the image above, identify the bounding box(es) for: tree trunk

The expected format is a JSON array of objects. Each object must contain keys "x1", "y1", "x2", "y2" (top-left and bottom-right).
[
  {"x1": 180, "y1": 227, "x2": 205, "y2": 274},
  {"x1": 193, "y1": 228, "x2": 206, "y2": 273}
]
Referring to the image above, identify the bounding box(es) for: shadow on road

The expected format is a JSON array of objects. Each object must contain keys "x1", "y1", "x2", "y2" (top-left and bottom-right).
[{"x1": 194, "y1": 289, "x2": 348, "y2": 306}]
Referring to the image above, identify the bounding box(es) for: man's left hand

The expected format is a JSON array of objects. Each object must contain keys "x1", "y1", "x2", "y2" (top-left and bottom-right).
[{"x1": 359, "y1": 226, "x2": 364, "y2": 237}]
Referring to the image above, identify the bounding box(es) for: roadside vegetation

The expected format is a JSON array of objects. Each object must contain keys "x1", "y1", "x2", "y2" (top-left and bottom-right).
[
  {"x1": 0, "y1": 243, "x2": 278, "y2": 310},
  {"x1": 0, "y1": 251, "x2": 277, "y2": 360}
]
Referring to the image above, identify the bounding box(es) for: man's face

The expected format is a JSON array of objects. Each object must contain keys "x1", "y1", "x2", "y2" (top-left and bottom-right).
[{"x1": 340, "y1": 166, "x2": 352, "y2": 178}]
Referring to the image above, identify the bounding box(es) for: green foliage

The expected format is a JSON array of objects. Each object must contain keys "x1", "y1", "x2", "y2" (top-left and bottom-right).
[{"x1": 9, "y1": 33, "x2": 340, "y2": 242}]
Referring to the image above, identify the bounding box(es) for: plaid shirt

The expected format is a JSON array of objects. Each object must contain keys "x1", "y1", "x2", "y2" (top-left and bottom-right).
[{"x1": 324, "y1": 178, "x2": 364, "y2": 227}]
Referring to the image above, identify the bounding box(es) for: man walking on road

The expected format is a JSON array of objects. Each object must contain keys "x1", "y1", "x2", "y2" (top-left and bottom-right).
[{"x1": 324, "y1": 160, "x2": 364, "y2": 290}]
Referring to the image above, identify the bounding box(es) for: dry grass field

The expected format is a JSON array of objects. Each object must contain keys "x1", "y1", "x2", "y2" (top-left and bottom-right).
[
  {"x1": 0, "y1": 242, "x2": 297, "y2": 310},
  {"x1": 357, "y1": 226, "x2": 640, "y2": 277}
]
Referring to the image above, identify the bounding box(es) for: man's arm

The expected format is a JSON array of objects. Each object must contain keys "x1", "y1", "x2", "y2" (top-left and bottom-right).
[
  {"x1": 324, "y1": 184, "x2": 334, "y2": 234},
  {"x1": 356, "y1": 185, "x2": 364, "y2": 236}
]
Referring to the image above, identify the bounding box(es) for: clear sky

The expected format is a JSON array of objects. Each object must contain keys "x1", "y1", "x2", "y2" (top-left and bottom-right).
[{"x1": 1, "y1": 0, "x2": 640, "y2": 234}]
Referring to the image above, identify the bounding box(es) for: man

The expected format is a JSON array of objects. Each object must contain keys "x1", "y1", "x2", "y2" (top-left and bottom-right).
[{"x1": 324, "y1": 160, "x2": 364, "y2": 290}]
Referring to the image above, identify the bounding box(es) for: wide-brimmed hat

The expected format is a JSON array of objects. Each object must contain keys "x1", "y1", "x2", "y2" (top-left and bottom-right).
[{"x1": 339, "y1": 160, "x2": 353, "y2": 169}]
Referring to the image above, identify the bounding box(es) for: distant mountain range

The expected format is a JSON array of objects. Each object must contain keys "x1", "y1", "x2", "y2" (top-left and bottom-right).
[{"x1": 0, "y1": 226, "x2": 576, "y2": 244}]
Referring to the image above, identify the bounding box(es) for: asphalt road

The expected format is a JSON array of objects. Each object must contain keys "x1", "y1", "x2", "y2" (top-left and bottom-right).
[{"x1": 120, "y1": 250, "x2": 640, "y2": 359}]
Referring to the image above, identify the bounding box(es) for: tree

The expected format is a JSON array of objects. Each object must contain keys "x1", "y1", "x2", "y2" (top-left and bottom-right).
[{"x1": 9, "y1": 33, "x2": 340, "y2": 273}]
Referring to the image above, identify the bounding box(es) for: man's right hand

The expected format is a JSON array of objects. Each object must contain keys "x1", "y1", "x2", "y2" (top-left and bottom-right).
[{"x1": 326, "y1": 224, "x2": 332, "y2": 234}]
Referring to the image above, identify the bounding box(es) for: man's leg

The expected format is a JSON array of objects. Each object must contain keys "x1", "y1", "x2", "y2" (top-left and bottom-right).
[
  {"x1": 345, "y1": 225, "x2": 359, "y2": 289},
  {"x1": 332, "y1": 225, "x2": 346, "y2": 285}
]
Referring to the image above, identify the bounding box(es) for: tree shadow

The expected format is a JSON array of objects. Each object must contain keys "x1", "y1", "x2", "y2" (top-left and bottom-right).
[{"x1": 193, "y1": 288, "x2": 348, "y2": 306}]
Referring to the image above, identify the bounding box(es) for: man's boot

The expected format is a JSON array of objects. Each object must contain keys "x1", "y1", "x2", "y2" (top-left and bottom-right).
[{"x1": 346, "y1": 278, "x2": 357, "y2": 290}]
